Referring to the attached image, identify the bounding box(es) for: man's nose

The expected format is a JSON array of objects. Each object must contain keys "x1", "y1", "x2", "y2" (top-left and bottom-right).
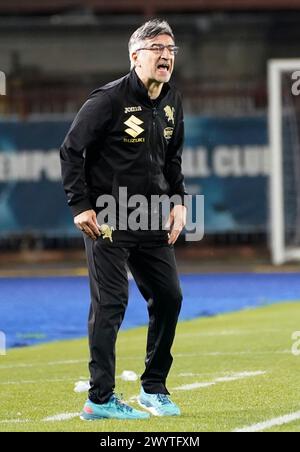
[{"x1": 161, "y1": 47, "x2": 170, "y2": 58}]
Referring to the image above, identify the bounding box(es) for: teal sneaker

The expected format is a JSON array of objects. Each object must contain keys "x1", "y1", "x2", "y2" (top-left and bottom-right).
[
  {"x1": 138, "y1": 387, "x2": 181, "y2": 416},
  {"x1": 80, "y1": 394, "x2": 150, "y2": 420}
]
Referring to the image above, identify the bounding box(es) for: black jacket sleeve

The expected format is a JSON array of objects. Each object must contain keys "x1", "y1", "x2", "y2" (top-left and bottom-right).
[
  {"x1": 164, "y1": 95, "x2": 187, "y2": 205},
  {"x1": 60, "y1": 91, "x2": 112, "y2": 217}
]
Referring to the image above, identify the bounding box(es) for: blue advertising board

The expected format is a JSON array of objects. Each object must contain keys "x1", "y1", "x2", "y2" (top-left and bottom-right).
[{"x1": 0, "y1": 116, "x2": 269, "y2": 236}]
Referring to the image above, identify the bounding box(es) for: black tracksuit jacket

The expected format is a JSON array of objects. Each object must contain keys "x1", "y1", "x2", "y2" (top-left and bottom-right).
[{"x1": 60, "y1": 69, "x2": 186, "y2": 236}]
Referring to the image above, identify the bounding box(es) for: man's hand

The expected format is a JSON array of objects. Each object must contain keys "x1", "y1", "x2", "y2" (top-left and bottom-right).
[
  {"x1": 74, "y1": 209, "x2": 101, "y2": 241},
  {"x1": 166, "y1": 205, "x2": 187, "y2": 245}
]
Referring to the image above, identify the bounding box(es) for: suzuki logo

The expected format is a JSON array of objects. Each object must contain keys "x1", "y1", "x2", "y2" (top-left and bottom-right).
[{"x1": 124, "y1": 115, "x2": 144, "y2": 138}]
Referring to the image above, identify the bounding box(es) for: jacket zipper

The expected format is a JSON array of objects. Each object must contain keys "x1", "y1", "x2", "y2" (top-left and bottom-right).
[
  {"x1": 147, "y1": 106, "x2": 157, "y2": 194},
  {"x1": 150, "y1": 106, "x2": 157, "y2": 170}
]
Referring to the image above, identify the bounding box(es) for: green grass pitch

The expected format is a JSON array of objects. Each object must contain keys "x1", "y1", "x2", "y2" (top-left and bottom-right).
[{"x1": 0, "y1": 302, "x2": 300, "y2": 432}]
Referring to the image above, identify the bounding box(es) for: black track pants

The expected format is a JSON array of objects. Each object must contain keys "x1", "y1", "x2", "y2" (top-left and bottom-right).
[{"x1": 83, "y1": 236, "x2": 183, "y2": 404}]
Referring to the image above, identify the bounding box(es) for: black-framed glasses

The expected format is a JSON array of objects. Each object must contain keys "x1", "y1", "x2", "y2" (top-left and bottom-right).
[{"x1": 136, "y1": 44, "x2": 179, "y2": 56}]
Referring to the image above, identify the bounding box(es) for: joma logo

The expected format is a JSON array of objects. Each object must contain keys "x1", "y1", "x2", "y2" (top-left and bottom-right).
[{"x1": 124, "y1": 106, "x2": 142, "y2": 114}]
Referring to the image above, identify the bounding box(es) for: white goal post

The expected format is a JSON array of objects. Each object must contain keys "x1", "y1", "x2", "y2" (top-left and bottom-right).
[{"x1": 268, "y1": 59, "x2": 300, "y2": 265}]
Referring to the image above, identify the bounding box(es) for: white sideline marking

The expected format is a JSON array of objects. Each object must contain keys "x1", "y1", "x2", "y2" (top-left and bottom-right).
[
  {"x1": 174, "y1": 351, "x2": 290, "y2": 357},
  {"x1": 0, "y1": 373, "x2": 125, "y2": 387},
  {"x1": 0, "y1": 359, "x2": 85, "y2": 370},
  {"x1": 0, "y1": 377, "x2": 75, "y2": 386},
  {"x1": 177, "y1": 330, "x2": 243, "y2": 338},
  {"x1": 0, "y1": 419, "x2": 29, "y2": 424},
  {"x1": 177, "y1": 328, "x2": 286, "y2": 338},
  {"x1": 47, "y1": 359, "x2": 85, "y2": 366},
  {"x1": 216, "y1": 371, "x2": 265, "y2": 382},
  {"x1": 43, "y1": 412, "x2": 80, "y2": 422},
  {"x1": 176, "y1": 382, "x2": 214, "y2": 390},
  {"x1": 0, "y1": 351, "x2": 290, "y2": 369},
  {"x1": 179, "y1": 372, "x2": 219, "y2": 377},
  {"x1": 173, "y1": 371, "x2": 266, "y2": 391},
  {"x1": 234, "y1": 411, "x2": 300, "y2": 432},
  {"x1": 178, "y1": 371, "x2": 253, "y2": 377}
]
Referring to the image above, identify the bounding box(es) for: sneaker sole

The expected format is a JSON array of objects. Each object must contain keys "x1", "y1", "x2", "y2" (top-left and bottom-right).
[
  {"x1": 138, "y1": 399, "x2": 180, "y2": 417},
  {"x1": 138, "y1": 400, "x2": 162, "y2": 416},
  {"x1": 80, "y1": 413, "x2": 105, "y2": 421},
  {"x1": 80, "y1": 412, "x2": 150, "y2": 421}
]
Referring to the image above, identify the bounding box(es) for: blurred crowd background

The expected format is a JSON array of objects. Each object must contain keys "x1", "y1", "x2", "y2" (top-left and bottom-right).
[{"x1": 0, "y1": 0, "x2": 300, "y2": 271}]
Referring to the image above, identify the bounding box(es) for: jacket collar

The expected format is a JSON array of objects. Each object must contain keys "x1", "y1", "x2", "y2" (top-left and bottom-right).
[{"x1": 129, "y1": 68, "x2": 171, "y2": 106}]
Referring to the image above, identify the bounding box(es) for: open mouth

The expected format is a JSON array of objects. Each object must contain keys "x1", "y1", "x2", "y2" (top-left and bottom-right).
[{"x1": 157, "y1": 63, "x2": 170, "y2": 73}]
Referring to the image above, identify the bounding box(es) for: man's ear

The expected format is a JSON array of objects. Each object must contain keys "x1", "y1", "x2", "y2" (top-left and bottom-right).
[{"x1": 131, "y1": 51, "x2": 139, "y2": 68}]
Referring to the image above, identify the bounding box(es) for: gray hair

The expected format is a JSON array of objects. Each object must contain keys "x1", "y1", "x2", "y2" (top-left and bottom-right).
[{"x1": 128, "y1": 19, "x2": 175, "y2": 69}]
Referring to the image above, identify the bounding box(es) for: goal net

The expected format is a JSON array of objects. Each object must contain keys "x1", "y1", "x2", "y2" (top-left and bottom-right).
[{"x1": 269, "y1": 60, "x2": 300, "y2": 264}]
